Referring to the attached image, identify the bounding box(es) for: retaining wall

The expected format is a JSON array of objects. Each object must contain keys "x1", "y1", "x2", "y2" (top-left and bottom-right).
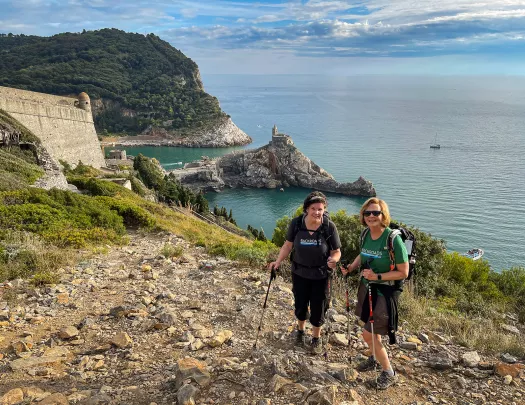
[{"x1": 0, "y1": 86, "x2": 105, "y2": 168}]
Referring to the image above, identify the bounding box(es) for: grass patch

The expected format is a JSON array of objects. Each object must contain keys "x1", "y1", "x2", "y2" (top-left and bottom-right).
[
  {"x1": 160, "y1": 243, "x2": 183, "y2": 259},
  {"x1": 399, "y1": 290, "x2": 525, "y2": 356},
  {"x1": 0, "y1": 230, "x2": 77, "y2": 284},
  {"x1": 0, "y1": 149, "x2": 44, "y2": 191}
]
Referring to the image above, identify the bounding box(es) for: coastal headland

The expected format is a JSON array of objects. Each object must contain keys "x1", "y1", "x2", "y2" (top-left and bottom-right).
[
  {"x1": 101, "y1": 116, "x2": 252, "y2": 148},
  {"x1": 169, "y1": 126, "x2": 376, "y2": 197}
]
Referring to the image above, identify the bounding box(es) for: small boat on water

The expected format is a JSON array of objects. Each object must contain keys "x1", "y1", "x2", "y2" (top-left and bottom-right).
[
  {"x1": 463, "y1": 248, "x2": 484, "y2": 260},
  {"x1": 430, "y1": 134, "x2": 440, "y2": 149}
]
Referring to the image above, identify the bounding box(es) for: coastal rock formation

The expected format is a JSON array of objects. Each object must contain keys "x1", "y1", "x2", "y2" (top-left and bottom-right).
[
  {"x1": 219, "y1": 142, "x2": 375, "y2": 195},
  {"x1": 109, "y1": 117, "x2": 252, "y2": 148},
  {"x1": 172, "y1": 130, "x2": 375, "y2": 196}
]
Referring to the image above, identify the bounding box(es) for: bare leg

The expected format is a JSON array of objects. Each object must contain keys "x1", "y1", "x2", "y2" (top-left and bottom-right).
[
  {"x1": 312, "y1": 326, "x2": 321, "y2": 338},
  {"x1": 297, "y1": 320, "x2": 306, "y2": 331},
  {"x1": 362, "y1": 329, "x2": 391, "y2": 371}
]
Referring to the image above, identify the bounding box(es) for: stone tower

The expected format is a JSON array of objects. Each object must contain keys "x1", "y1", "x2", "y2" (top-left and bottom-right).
[
  {"x1": 77, "y1": 92, "x2": 91, "y2": 112},
  {"x1": 272, "y1": 124, "x2": 278, "y2": 137}
]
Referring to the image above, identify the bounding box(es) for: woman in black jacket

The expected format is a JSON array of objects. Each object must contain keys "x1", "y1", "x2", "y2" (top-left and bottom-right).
[{"x1": 268, "y1": 191, "x2": 341, "y2": 354}]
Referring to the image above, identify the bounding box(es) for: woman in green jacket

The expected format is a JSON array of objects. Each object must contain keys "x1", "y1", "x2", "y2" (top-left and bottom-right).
[{"x1": 341, "y1": 197, "x2": 409, "y2": 389}]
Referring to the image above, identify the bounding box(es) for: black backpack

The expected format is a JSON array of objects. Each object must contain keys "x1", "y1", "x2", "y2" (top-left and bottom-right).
[{"x1": 359, "y1": 222, "x2": 416, "y2": 287}]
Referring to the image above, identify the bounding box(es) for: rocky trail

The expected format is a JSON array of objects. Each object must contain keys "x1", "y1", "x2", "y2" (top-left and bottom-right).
[{"x1": 1, "y1": 231, "x2": 524, "y2": 405}]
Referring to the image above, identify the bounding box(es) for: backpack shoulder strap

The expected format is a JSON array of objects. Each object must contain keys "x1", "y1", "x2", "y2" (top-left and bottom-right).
[
  {"x1": 321, "y1": 214, "x2": 332, "y2": 241},
  {"x1": 387, "y1": 229, "x2": 401, "y2": 251},
  {"x1": 359, "y1": 228, "x2": 369, "y2": 248},
  {"x1": 291, "y1": 214, "x2": 305, "y2": 241},
  {"x1": 386, "y1": 228, "x2": 401, "y2": 271}
]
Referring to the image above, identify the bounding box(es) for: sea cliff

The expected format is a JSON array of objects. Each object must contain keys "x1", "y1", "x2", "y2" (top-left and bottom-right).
[{"x1": 103, "y1": 117, "x2": 251, "y2": 148}]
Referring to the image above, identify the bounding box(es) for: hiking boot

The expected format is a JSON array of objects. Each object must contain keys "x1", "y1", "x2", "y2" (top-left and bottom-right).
[
  {"x1": 357, "y1": 356, "x2": 379, "y2": 372},
  {"x1": 294, "y1": 330, "x2": 305, "y2": 347},
  {"x1": 310, "y1": 338, "x2": 323, "y2": 355},
  {"x1": 375, "y1": 370, "x2": 397, "y2": 389}
]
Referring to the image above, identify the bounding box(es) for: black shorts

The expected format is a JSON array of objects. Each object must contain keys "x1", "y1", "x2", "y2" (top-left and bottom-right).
[{"x1": 291, "y1": 273, "x2": 329, "y2": 327}]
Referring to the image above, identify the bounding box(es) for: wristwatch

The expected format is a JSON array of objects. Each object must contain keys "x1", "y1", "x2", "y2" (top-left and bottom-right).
[{"x1": 377, "y1": 274, "x2": 382, "y2": 281}]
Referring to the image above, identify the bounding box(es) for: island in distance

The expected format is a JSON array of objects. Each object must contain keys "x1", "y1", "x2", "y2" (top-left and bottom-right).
[{"x1": 168, "y1": 125, "x2": 376, "y2": 197}]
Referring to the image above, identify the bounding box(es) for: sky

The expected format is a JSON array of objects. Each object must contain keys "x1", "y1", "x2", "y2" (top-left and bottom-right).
[{"x1": 1, "y1": 0, "x2": 525, "y2": 75}]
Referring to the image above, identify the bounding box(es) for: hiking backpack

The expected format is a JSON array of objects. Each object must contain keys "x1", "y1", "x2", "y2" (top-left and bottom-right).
[{"x1": 359, "y1": 222, "x2": 416, "y2": 284}]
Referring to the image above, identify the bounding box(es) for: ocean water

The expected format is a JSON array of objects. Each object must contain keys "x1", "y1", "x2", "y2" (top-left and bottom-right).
[{"x1": 116, "y1": 75, "x2": 525, "y2": 270}]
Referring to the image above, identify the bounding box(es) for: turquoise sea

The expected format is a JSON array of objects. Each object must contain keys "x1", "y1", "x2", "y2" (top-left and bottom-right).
[{"x1": 114, "y1": 75, "x2": 525, "y2": 271}]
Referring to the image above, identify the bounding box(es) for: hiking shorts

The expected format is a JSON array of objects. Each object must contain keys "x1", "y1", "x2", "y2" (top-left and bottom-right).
[
  {"x1": 355, "y1": 283, "x2": 390, "y2": 335},
  {"x1": 291, "y1": 272, "x2": 329, "y2": 327}
]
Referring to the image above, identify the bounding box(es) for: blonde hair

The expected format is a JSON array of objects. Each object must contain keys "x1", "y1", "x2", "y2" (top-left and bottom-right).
[{"x1": 359, "y1": 197, "x2": 391, "y2": 227}]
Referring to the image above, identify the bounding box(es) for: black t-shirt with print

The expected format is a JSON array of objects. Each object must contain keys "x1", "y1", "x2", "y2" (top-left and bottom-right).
[{"x1": 286, "y1": 216, "x2": 341, "y2": 280}]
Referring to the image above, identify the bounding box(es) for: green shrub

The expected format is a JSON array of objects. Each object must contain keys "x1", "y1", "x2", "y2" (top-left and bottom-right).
[
  {"x1": 31, "y1": 270, "x2": 60, "y2": 286},
  {"x1": 0, "y1": 149, "x2": 44, "y2": 191},
  {"x1": 134, "y1": 154, "x2": 166, "y2": 191},
  {"x1": 229, "y1": 240, "x2": 279, "y2": 266},
  {"x1": 0, "y1": 188, "x2": 128, "y2": 247},
  {"x1": 160, "y1": 243, "x2": 183, "y2": 258},
  {"x1": 130, "y1": 177, "x2": 147, "y2": 197},
  {"x1": 68, "y1": 176, "x2": 128, "y2": 197},
  {"x1": 0, "y1": 231, "x2": 76, "y2": 282},
  {"x1": 96, "y1": 197, "x2": 156, "y2": 229}
]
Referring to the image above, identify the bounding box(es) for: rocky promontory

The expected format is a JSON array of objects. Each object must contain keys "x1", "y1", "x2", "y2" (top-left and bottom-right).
[
  {"x1": 171, "y1": 130, "x2": 376, "y2": 197},
  {"x1": 104, "y1": 117, "x2": 252, "y2": 148}
]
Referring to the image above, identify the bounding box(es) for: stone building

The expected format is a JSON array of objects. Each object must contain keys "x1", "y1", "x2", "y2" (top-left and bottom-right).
[
  {"x1": 108, "y1": 149, "x2": 127, "y2": 160},
  {"x1": 270, "y1": 124, "x2": 293, "y2": 147},
  {"x1": 76, "y1": 92, "x2": 91, "y2": 112}
]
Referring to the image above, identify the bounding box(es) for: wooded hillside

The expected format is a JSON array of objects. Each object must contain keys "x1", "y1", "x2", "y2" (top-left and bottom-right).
[{"x1": 0, "y1": 29, "x2": 226, "y2": 134}]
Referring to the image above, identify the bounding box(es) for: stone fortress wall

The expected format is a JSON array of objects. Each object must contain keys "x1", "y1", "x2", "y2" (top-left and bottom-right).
[{"x1": 0, "y1": 86, "x2": 105, "y2": 168}]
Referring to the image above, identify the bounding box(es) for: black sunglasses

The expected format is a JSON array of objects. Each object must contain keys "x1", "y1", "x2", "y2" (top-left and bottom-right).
[{"x1": 364, "y1": 210, "x2": 382, "y2": 217}]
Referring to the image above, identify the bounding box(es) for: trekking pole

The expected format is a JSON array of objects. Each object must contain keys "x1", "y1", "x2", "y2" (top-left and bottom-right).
[
  {"x1": 345, "y1": 272, "x2": 351, "y2": 342},
  {"x1": 362, "y1": 254, "x2": 379, "y2": 386},
  {"x1": 323, "y1": 275, "x2": 333, "y2": 361},
  {"x1": 253, "y1": 268, "x2": 277, "y2": 350}
]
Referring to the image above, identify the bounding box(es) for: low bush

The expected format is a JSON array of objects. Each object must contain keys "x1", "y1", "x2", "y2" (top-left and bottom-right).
[
  {"x1": 0, "y1": 188, "x2": 129, "y2": 247},
  {"x1": 0, "y1": 149, "x2": 44, "y2": 191},
  {"x1": 0, "y1": 231, "x2": 76, "y2": 283},
  {"x1": 160, "y1": 243, "x2": 183, "y2": 258}
]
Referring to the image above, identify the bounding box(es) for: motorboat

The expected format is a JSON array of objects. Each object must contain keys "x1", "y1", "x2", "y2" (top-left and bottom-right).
[{"x1": 463, "y1": 248, "x2": 484, "y2": 260}]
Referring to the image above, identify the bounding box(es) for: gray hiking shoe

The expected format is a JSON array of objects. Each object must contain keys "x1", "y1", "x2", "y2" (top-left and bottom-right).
[
  {"x1": 294, "y1": 331, "x2": 305, "y2": 347},
  {"x1": 357, "y1": 356, "x2": 379, "y2": 372},
  {"x1": 310, "y1": 338, "x2": 323, "y2": 355},
  {"x1": 375, "y1": 370, "x2": 397, "y2": 389}
]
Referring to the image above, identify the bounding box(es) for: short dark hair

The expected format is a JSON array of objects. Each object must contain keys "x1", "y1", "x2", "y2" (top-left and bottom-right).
[{"x1": 303, "y1": 191, "x2": 328, "y2": 212}]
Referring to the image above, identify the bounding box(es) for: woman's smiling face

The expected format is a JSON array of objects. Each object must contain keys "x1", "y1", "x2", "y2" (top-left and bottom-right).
[
  {"x1": 364, "y1": 203, "x2": 383, "y2": 227},
  {"x1": 306, "y1": 202, "x2": 325, "y2": 222}
]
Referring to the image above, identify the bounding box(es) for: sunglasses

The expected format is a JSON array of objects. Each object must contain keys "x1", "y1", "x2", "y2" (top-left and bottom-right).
[{"x1": 364, "y1": 210, "x2": 382, "y2": 217}]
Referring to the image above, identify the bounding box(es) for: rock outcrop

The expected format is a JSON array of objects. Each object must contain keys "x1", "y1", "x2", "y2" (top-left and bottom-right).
[
  {"x1": 109, "y1": 117, "x2": 252, "y2": 148},
  {"x1": 173, "y1": 134, "x2": 376, "y2": 196}
]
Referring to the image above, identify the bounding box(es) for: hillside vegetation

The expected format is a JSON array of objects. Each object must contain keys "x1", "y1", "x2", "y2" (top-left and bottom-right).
[
  {"x1": 0, "y1": 29, "x2": 226, "y2": 133},
  {"x1": 0, "y1": 109, "x2": 44, "y2": 191}
]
